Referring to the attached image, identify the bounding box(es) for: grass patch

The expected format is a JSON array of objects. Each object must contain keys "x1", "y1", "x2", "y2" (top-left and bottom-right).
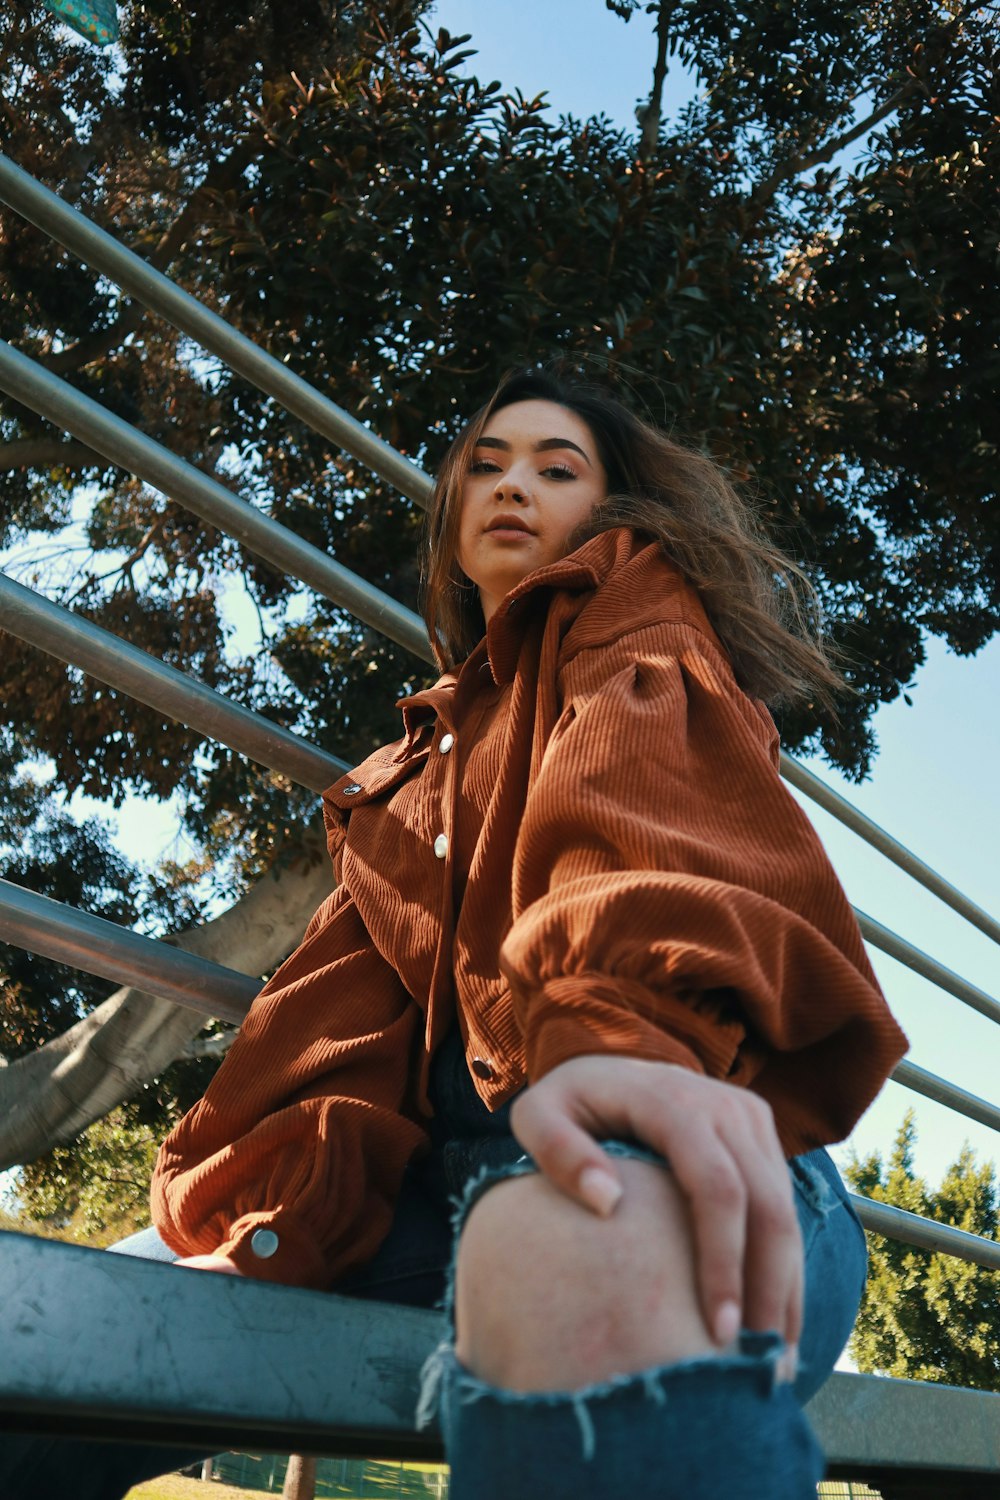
[{"x1": 125, "y1": 1476, "x2": 260, "y2": 1500}]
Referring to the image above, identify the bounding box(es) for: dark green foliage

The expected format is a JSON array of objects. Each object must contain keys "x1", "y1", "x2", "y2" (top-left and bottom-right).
[{"x1": 846, "y1": 1113, "x2": 1000, "y2": 1389}]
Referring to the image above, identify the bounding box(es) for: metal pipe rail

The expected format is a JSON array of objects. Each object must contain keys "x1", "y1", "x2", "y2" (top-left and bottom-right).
[
  {"x1": 891, "y1": 1059, "x2": 1000, "y2": 1137},
  {"x1": 851, "y1": 1195, "x2": 1000, "y2": 1272},
  {"x1": 0, "y1": 571, "x2": 348, "y2": 793},
  {"x1": 3, "y1": 877, "x2": 998, "y2": 1142},
  {"x1": 781, "y1": 752, "x2": 1000, "y2": 951},
  {"x1": 4, "y1": 555, "x2": 995, "y2": 1035},
  {"x1": 0, "y1": 879, "x2": 258, "y2": 1024},
  {"x1": 0, "y1": 153, "x2": 434, "y2": 511},
  {"x1": 0, "y1": 340, "x2": 433, "y2": 665},
  {"x1": 856, "y1": 910, "x2": 1000, "y2": 1027},
  {"x1": 5, "y1": 554, "x2": 994, "y2": 1034},
  {"x1": 1, "y1": 155, "x2": 993, "y2": 963},
  {"x1": 5, "y1": 876, "x2": 1000, "y2": 1272}
]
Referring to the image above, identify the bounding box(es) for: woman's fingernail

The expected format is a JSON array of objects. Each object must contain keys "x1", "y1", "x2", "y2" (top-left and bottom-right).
[
  {"x1": 578, "y1": 1166, "x2": 623, "y2": 1217},
  {"x1": 714, "y1": 1300, "x2": 741, "y2": 1347}
]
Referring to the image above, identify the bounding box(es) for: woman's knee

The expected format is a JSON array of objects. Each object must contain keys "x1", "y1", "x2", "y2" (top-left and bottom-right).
[{"x1": 453, "y1": 1158, "x2": 717, "y2": 1393}]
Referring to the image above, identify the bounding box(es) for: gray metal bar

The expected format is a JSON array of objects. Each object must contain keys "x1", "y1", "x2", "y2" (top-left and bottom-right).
[
  {"x1": 0, "y1": 571, "x2": 348, "y2": 793},
  {"x1": 781, "y1": 751, "x2": 1000, "y2": 950},
  {"x1": 0, "y1": 340, "x2": 433, "y2": 664},
  {"x1": 0, "y1": 153, "x2": 434, "y2": 511},
  {"x1": 4, "y1": 1230, "x2": 999, "y2": 1476},
  {"x1": 0, "y1": 879, "x2": 257, "y2": 1025},
  {"x1": 851, "y1": 1194, "x2": 1000, "y2": 1271},
  {"x1": 892, "y1": 1058, "x2": 1000, "y2": 1137},
  {"x1": 808, "y1": 1370, "x2": 1000, "y2": 1475},
  {"x1": 0, "y1": 1230, "x2": 445, "y2": 1457},
  {"x1": 7, "y1": 156, "x2": 999, "y2": 975},
  {"x1": 856, "y1": 908, "x2": 1000, "y2": 1027}
]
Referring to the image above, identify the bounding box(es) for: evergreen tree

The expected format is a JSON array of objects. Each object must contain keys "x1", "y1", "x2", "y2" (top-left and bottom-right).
[{"x1": 846, "y1": 1113, "x2": 1000, "y2": 1390}]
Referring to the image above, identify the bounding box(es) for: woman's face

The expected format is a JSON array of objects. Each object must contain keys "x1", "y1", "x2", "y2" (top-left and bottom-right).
[{"x1": 457, "y1": 399, "x2": 608, "y2": 622}]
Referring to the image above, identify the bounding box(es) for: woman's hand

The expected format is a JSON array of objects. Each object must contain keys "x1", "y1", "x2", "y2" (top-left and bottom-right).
[
  {"x1": 509, "y1": 1054, "x2": 802, "y2": 1357},
  {"x1": 174, "y1": 1253, "x2": 243, "y2": 1275}
]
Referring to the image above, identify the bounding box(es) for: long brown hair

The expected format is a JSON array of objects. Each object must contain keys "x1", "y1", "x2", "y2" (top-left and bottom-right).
[{"x1": 421, "y1": 368, "x2": 844, "y2": 711}]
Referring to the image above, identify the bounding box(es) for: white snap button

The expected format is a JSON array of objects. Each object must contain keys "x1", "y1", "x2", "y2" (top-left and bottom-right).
[
  {"x1": 433, "y1": 833, "x2": 449, "y2": 859},
  {"x1": 342, "y1": 783, "x2": 362, "y2": 796},
  {"x1": 439, "y1": 733, "x2": 455, "y2": 754},
  {"x1": 250, "y1": 1228, "x2": 280, "y2": 1259}
]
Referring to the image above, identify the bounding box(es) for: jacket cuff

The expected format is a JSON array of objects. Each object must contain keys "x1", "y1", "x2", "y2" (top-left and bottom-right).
[
  {"x1": 521, "y1": 976, "x2": 701, "y2": 1081},
  {"x1": 214, "y1": 1212, "x2": 330, "y2": 1289}
]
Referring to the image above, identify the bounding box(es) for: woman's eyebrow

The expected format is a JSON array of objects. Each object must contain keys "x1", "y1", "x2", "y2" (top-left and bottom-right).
[{"x1": 476, "y1": 435, "x2": 592, "y2": 467}]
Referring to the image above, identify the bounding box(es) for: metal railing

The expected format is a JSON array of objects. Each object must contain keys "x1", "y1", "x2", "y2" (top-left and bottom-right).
[
  {"x1": 1, "y1": 153, "x2": 998, "y2": 1286},
  {"x1": 0, "y1": 153, "x2": 433, "y2": 510}
]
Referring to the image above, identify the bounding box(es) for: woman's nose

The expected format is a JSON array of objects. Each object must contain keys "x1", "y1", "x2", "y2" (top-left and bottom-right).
[{"x1": 494, "y1": 467, "x2": 531, "y2": 502}]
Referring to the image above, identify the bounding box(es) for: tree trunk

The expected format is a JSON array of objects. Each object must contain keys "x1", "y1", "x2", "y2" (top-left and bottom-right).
[
  {"x1": 0, "y1": 839, "x2": 333, "y2": 1168},
  {"x1": 282, "y1": 1454, "x2": 317, "y2": 1500},
  {"x1": 637, "y1": 0, "x2": 671, "y2": 157}
]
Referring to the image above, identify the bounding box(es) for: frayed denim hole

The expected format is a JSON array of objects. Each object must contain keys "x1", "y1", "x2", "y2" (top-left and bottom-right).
[
  {"x1": 415, "y1": 1339, "x2": 451, "y2": 1431},
  {"x1": 789, "y1": 1151, "x2": 839, "y2": 1218},
  {"x1": 441, "y1": 1154, "x2": 538, "y2": 1322},
  {"x1": 419, "y1": 1339, "x2": 794, "y2": 1461},
  {"x1": 570, "y1": 1394, "x2": 596, "y2": 1460}
]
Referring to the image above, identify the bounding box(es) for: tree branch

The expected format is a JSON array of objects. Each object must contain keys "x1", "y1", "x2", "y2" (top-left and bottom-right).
[
  {"x1": 181, "y1": 1031, "x2": 237, "y2": 1061},
  {"x1": 0, "y1": 838, "x2": 333, "y2": 1169},
  {"x1": 40, "y1": 139, "x2": 258, "y2": 377},
  {"x1": 637, "y1": 1, "x2": 672, "y2": 157},
  {"x1": 748, "y1": 0, "x2": 985, "y2": 214},
  {"x1": 0, "y1": 437, "x2": 106, "y2": 473},
  {"x1": 749, "y1": 81, "x2": 917, "y2": 211}
]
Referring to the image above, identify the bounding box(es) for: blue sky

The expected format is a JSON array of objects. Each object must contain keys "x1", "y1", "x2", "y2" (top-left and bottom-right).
[
  {"x1": 423, "y1": 0, "x2": 1000, "y2": 1185},
  {"x1": 47, "y1": 0, "x2": 998, "y2": 1191}
]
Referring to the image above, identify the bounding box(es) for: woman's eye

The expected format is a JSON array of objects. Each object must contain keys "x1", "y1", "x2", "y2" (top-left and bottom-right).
[
  {"x1": 542, "y1": 464, "x2": 577, "y2": 480},
  {"x1": 468, "y1": 459, "x2": 501, "y2": 474}
]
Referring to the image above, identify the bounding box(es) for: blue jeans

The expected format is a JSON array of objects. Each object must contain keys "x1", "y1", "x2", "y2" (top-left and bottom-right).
[
  {"x1": 424, "y1": 1138, "x2": 865, "y2": 1499},
  {"x1": 0, "y1": 1030, "x2": 867, "y2": 1498}
]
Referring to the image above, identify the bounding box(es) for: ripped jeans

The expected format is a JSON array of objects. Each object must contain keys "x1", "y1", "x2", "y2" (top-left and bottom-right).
[
  {"x1": 420, "y1": 1138, "x2": 866, "y2": 1500},
  {"x1": 376, "y1": 1029, "x2": 868, "y2": 1498},
  {"x1": 0, "y1": 1029, "x2": 867, "y2": 1499}
]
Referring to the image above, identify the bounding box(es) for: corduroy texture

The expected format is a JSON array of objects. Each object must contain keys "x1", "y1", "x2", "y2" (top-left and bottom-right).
[{"x1": 150, "y1": 529, "x2": 907, "y2": 1288}]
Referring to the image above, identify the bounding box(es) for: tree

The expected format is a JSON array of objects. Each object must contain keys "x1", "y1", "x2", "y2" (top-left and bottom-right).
[
  {"x1": 1, "y1": 0, "x2": 997, "y2": 1205},
  {"x1": 845, "y1": 1112, "x2": 1000, "y2": 1390}
]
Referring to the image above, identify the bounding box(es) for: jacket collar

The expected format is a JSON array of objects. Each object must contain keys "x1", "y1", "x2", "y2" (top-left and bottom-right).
[
  {"x1": 395, "y1": 529, "x2": 652, "y2": 727},
  {"x1": 485, "y1": 528, "x2": 643, "y2": 684}
]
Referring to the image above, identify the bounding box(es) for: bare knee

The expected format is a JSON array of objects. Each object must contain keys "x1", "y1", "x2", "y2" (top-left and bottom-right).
[{"x1": 453, "y1": 1159, "x2": 716, "y2": 1393}]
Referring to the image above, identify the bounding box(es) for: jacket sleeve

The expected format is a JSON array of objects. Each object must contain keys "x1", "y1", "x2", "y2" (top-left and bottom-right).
[
  {"x1": 150, "y1": 883, "x2": 428, "y2": 1289},
  {"x1": 500, "y1": 622, "x2": 908, "y2": 1155}
]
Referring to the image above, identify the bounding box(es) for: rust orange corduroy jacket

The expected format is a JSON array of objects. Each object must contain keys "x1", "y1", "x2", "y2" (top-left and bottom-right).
[{"x1": 151, "y1": 529, "x2": 907, "y2": 1289}]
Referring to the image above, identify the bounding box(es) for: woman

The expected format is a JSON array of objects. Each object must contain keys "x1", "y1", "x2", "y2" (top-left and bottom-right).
[{"x1": 5, "y1": 369, "x2": 907, "y2": 1498}]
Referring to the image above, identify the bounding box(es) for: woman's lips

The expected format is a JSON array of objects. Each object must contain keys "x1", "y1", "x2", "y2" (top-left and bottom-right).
[{"x1": 485, "y1": 517, "x2": 534, "y2": 538}]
